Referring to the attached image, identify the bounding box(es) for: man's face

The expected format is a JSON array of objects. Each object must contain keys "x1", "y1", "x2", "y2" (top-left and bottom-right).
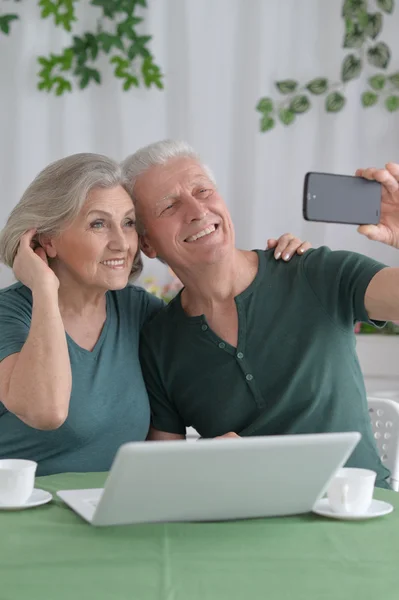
[{"x1": 134, "y1": 157, "x2": 235, "y2": 270}]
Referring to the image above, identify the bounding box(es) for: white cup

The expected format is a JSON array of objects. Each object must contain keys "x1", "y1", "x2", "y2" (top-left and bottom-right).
[
  {"x1": 327, "y1": 467, "x2": 376, "y2": 515},
  {"x1": 0, "y1": 459, "x2": 37, "y2": 506}
]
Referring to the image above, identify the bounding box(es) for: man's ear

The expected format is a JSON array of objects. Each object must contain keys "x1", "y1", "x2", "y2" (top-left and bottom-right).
[
  {"x1": 38, "y1": 235, "x2": 57, "y2": 258},
  {"x1": 139, "y1": 234, "x2": 157, "y2": 259}
]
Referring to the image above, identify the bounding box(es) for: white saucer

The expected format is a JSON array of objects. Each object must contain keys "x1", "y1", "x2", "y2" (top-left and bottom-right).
[
  {"x1": 313, "y1": 498, "x2": 394, "y2": 521},
  {"x1": 0, "y1": 488, "x2": 53, "y2": 511}
]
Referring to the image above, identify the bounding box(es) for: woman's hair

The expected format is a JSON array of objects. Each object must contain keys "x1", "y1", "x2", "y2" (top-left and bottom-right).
[
  {"x1": 121, "y1": 139, "x2": 216, "y2": 235},
  {"x1": 0, "y1": 153, "x2": 143, "y2": 281}
]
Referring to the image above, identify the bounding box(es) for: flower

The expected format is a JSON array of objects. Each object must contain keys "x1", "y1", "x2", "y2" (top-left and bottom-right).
[{"x1": 143, "y1": 272, "x2": 183, "y2": 303}]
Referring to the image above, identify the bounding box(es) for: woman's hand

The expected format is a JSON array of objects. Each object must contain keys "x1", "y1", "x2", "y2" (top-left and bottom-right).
[
  {"x1": 267, "y1": 233, "x2": 311, "y2": 261},
  {"x1": 13, "y1": 229, "x2": 59, "y2": 294}
]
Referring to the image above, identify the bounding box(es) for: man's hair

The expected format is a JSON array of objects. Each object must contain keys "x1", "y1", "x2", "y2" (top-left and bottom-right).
[
  {"x1": 0, "y1": 153, "x2": 143, "y2": 281},
  {"x1": 121, "y1": 139, "x2": 216, "y2": 235}
]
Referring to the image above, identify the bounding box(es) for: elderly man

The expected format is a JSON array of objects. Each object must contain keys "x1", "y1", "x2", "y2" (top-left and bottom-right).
[{"x1": 122, "y1": 140, "x2": 399, "y2": 488}]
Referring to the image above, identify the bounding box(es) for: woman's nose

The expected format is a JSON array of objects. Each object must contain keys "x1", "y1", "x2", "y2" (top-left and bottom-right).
[{"x1": 108, "y1": 228, "x2": 130, "y2": 251}]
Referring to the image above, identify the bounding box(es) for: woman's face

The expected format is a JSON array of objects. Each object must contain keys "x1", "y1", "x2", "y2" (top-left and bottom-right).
[{"x1": 44, "y1": 185, "x2": 139, "y2": 292}]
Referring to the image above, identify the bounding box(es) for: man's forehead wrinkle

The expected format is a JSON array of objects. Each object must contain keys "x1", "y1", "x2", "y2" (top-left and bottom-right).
[{"x1": 144, "y1": 166, "x2": 212, "y2": 209}]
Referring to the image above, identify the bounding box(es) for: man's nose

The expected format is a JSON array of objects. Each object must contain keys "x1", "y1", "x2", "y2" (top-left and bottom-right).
[{"x1": 184, "y1": 195, "x2": 207, "y2": 222}]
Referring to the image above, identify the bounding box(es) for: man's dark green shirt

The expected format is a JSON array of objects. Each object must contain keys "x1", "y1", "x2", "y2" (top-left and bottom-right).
[{"x1": 140, "y1": 247, "x2": 390, "y2": 487}]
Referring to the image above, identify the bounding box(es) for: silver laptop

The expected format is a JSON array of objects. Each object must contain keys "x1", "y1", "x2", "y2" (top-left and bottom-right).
[{"x1": 57, "y1": 432, "x2": 360, "y2": 526}]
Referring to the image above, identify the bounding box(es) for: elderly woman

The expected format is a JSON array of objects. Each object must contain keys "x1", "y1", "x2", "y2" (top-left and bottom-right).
[{"x1": 0, "y1": 152, "x2": 309, "y2": 476}]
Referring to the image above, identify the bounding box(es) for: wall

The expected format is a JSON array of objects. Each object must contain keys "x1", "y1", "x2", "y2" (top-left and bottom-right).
[{"x1": 1, "y1": 0, "x2": 399, "y2": 291}]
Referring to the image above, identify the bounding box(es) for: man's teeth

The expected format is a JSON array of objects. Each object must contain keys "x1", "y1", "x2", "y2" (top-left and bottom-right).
[
  {"x1": 102, "y1": 259, "x2": 125, "y2": 266},
  {"x1": 186, "y1": 225, "x2": 216, "y2": 243}
]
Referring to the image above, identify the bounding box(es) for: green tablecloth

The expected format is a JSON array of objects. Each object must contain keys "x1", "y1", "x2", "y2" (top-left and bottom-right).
[{"x1": 0, "y1": 472, "x2": 398, "y2": 600}]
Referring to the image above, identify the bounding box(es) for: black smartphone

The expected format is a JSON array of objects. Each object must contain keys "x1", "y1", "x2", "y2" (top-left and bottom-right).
[{"x1": 303, "y1": 172, "x2": 381, "y2": 225}]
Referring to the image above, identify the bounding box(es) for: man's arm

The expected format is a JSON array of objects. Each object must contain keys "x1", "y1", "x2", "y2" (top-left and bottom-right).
[
  {"x1": 147, "y1": 427, "x2": 240, "y2": 441},
  {"x1": 365, "y1": 268, "x2": 399, "y2": 321},
  {"x1": 140, "y1": 329, "x2": 188, "y2": 439},
  {"x1": 147, "y1": 426, "x2": 185, "y2": 441},
  {"x1": 355, "y1": 162, "x2": 399, "y2": 322}
]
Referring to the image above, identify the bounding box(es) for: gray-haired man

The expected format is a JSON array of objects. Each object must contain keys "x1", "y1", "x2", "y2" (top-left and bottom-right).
[{"x1": 122, "y1": 140, "x2": 399, "y2": 488}]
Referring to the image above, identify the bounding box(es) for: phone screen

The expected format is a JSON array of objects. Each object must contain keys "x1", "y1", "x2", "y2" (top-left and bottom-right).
[{"x1": 303, "y1": 172, "x2": 381, "y2": 225}]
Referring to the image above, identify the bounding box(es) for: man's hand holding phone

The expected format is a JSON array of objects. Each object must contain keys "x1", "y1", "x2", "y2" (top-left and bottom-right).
[
  {"x1": 355, "y1": 162, "x2": 399, "y2": 249},
  {"x1": 303, "y1": 162, "x2": 399, "y2": 250}
]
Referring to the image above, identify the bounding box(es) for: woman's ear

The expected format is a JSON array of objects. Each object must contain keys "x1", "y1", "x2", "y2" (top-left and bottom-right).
[
  {"x1": 38, "y1": 234, "x2": 57, "y2": 258},
  {"x1": 139, "y1": 234, "x2": 157, "y2": 259}
]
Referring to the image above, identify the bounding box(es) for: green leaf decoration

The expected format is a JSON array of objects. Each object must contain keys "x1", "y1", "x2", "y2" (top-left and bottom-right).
[
  {"x1": 326, "y1": 92, "x2": 346, "y2": 112},
  {"x1": 256, "y1": 97, "x2": 274, "y2": 113},
  {"x1": 365, "y1": 12, "x2": 383, "y2": 39},
  {"x1": 367, "y1": 42, "x2": 391, "y2": 68},
  {"x1": 39, "y1": 0, "x2": 78, "y2": 32},
  {"x1": 368, "y1": 73, "x2": 386, "y2": 90},
  {"x1": 123, "y1": 76, "x2": 139, "y2": 91},
  {"x1": 342, "y1": 0, "x2": 367, "y2": 18},
  {"x1": 97, "y1": 32, "x2": 124, "y2": 53},
  {"x1": 385, "y1": 95, "x2": 399, "y2": 111},
  {"x1": 4, "y1": 0, "x2": 163, "y2": 95},
  {"x1": 91, "y1": 0, "x2": 117, "y2": 18},
  {"x1": 141, "y1": 55, "x2": 163, "y2": 89},
  {"x1": 110, "y1": 55, "x2": 130, "y2": 78},
  {"x1": 127, "y1": 36, "x2": 152, "y2": 60},
  {"x1": 343, "y1": 23, "x2": 365, "y2": 48},
  {"x1": 257, "y1": 0, "x2": 398, "y2": 132},
  {"x1": 74, "y1": 66, "x2": 101, "y2": 89},
  {"x1": 341, "y1": 54, "x2": 362, "y2": 81},
  {"x1": 0, "y1": 14, "x2": 19, "y2": 35},
  {"x1": 275, "y1": 80, "x2": 298, "y2": 94},
  {"x1": 388, "y1": 72, "x2": 399, "y2": 88},
  {"x1": 361, "y1": 91, "x2": 379, "y2": 106},
  {"x1": 84, "y1": 33, "x2": 99, "y2": 61},
  {"x1": 345, "y1": 18, "x2": 354, "y2": 34},
  {"x1": 278, "y1": 109, "x2": 295, "y2": 126},
  {"x1": 117, "y1": 17, "x2": 145, "y2": 40},
  {"x1": 289, "y1": 95, "x2": 310, "y2": 114},
  {"x1": 306, "y1": 78, "x2": 328, "y2": 95},
  {"x1": 54, "y1": 77, "x2": 73, "y2": 96},
  {"x1": 357, "y1": 9, "x2": 370, "y2": 28},
  {"x1": 376, "y1": 0, "x2": 394, "y2": 14},
  {"x1": 260, "y1": 115, "x2": 275, "y2": 132}
]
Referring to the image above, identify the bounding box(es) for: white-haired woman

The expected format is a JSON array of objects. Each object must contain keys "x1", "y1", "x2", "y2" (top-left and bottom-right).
[{"x1": 0, "y1": 153, "x2": 309, "y2": 476}]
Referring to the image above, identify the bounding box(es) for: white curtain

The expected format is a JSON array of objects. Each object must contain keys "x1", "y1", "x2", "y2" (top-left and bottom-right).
[{"x1": 1, "y1": 0, "x2": 399, "y2": 288}]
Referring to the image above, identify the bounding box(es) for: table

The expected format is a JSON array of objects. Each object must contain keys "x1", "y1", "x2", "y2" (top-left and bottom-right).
[{"x1": 0, "y1": 472, "x2": 398, "y2": 600}]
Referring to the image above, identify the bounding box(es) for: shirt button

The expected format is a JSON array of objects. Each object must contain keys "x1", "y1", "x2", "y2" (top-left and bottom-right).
[
  {"x1": 246, "y1": 374, "x2": 253, "y2": 381},
  {"x1": 218, "y1": 342, "x2": 226, "y2": 349},
  {"x1": 201, "y1": 324, "x2": 208, "y2": 331},
  {"x1": 237, "y1": 352, "x2": 244, "y2": 359}
]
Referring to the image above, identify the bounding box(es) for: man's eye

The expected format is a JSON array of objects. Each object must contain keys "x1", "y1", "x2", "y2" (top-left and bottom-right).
[
  {"x1": 90, "y1": 220, "x2": 105, "y2": 229},
  {"x1": 161, "y1": 205, "x2": 174, "y2": 214}
]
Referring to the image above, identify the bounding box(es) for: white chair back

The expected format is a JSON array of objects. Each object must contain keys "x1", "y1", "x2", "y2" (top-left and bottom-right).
[{"x1": 368, "y1": 396, "x2": 399, "y2": 491}]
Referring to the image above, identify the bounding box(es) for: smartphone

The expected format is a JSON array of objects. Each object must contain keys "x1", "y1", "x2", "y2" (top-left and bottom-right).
[{"x1": 303, "y1": 172, "x2": 381, "y2": 225}]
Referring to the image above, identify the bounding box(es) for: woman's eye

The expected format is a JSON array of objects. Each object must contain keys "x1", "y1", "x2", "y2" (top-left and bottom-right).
[
  {"x1": 124, "y1": 219, "x2": 136, "y2": 227},
  {"x1": 90, "y1": 220, "x2": 105, "y2": 229}
]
